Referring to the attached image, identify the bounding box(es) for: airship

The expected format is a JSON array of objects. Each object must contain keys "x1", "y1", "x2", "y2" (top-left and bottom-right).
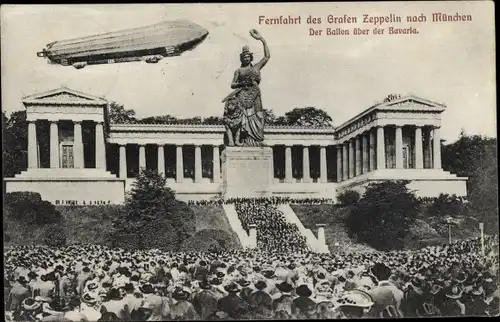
[{"x1": 37, "y1": 20, "x2": 209, "y2": 69}]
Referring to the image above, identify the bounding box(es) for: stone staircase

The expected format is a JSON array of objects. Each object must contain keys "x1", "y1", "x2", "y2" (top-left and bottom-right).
[
  {"x1": 278, "y1": 204, "x2": 330, "y2": 253},
  {"x1": 222, "y1": 204, "x2": 254, "y2": 249}
]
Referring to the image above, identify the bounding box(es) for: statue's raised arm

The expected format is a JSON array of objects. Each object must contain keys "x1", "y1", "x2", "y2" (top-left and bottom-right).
[{"x1": 250, "y1": 29, "x2": 270, "y2": 70}]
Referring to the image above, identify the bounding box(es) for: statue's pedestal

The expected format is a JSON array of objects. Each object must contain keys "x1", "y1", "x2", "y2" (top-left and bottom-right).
[{"x1": 221, "y1": 146, "x2": 273, "y2": 199}]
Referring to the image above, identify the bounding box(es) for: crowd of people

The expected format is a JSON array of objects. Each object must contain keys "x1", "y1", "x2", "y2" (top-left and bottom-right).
[
  {"x1": 187, "y1": 197, "x2": 335, "y2": 206},
  {"x1": 234, "y1": 201, "x2": 309, "y2": 254},
  {"x1": 417, "y1": 196, "x2": 468, "y2": 204},
  {"x1": 4, "y1": 236, "x2": 499, "y2": 321}
]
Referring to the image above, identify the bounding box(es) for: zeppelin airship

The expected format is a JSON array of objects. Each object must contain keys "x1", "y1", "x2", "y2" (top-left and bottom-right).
[{"x1": 37, "y1": 20, "x2": 209, "y2": 69}]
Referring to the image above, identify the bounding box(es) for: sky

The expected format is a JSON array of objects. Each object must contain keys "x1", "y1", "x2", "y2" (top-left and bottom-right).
[{"x1": 1, "y1": 2, "x2": 496, "y2": 142}]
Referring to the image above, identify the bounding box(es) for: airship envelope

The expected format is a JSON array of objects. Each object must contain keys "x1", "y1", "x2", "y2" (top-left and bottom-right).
[{"x1": 37, "y1": 20, "x2": 209, "y2": 69}]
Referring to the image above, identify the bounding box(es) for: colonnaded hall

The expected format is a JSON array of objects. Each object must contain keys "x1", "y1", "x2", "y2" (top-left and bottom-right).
[{"x1": 4, "y1": 87, "x2": 467, "y2": 205}]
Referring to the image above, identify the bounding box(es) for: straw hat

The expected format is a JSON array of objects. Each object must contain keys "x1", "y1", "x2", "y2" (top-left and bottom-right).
[
  {"x1": 81, "y1": 292, "x2": 99, "y2": 305},
  {"x1": 22, "y1": 298, "x2": 41, "y2": 311},
  {"x1": 336, "y1": 290, "x2": 374, "y2": 308},
  {"x1": 223, "y1": 282, "x2": 241, "y2": 294}
]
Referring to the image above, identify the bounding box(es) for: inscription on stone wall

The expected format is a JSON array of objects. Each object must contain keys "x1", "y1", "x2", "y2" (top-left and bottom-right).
[
  {"x1": 55, "y1": 200, "x2": 111, "y2": 206},
  {"x1": 222, "y1": 147, "x2": 273, "y2": 198}
]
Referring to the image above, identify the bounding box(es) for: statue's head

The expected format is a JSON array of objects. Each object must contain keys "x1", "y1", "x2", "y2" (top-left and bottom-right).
[{"x1": 240, "y1": 45, "x2": 253, "y2": 66}]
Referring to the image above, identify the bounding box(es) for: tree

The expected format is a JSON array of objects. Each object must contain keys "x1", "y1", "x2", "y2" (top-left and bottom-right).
[
  {"x1": 442, "y1": 134, "x2": 498, "y2": 234},
  {"x1": 177, "y1": 117, "x2": 202, "y2": 124},
  {"x1": 124, "y1": 168, "x2": 176, "y2": 221},
  {"x1": 44, "y1": 226, "x2": 67, "y2": 248},
  {"x1": 337, "y1": 190, "x2": 361, "y2": 207},
  {"x1": 284, "y1": 107, "x2": 333, "y2": 127},
  {"x1": 3, "y1": 111, "x2": 28, "y2": 177},
  {"x1": 140, "y1": 115, "x2": 178, "y2": 124},
  {"x1": 346, "y1": 180, "x2": 420, "y2": 250},
  {"x1": 112, "y1": 168, "x2": 196, "y2": 250},
  {"x1": 272, "y1": 116, "x2": 289, "y2": 126},
  {"x1": 263, "y1": 109, "x2": 276, "y2": 125},
  {"x1": 108, "y1": 102, "x2": 137, "y2": 124},
  {"x1": 4, "y1": 191, "x2": 62, "y2": 226},
  {"x1": 203, "y1": 116, "x2": 224, "y2": 125},
  {"x1": 428, "y1": 193, "x2": 466, "y2": 217}
]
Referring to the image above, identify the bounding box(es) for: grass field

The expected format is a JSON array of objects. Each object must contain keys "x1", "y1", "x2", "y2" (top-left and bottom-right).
[
  {"x1": 291, "y1": 204, "x2": 480, "y2": 252},
  {"x1": 4, "y1": 204, "x2": 241, "y2": 249},
  {"x1": 291, "y1": 204, "x2": 377, "y2": 253},
  {"x1": 189, "y1": 205, "x2": 241, "y2": 247}
]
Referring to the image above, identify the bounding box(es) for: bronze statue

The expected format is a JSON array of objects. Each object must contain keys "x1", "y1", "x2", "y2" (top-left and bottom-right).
[{"x1": 223, "y1": 29, "x2": 270, "y2": 147}]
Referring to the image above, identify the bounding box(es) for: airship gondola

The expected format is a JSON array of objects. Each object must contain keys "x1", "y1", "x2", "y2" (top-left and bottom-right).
[{"x1": 37, "y1": 20, "x2": 209, "y2": 69}]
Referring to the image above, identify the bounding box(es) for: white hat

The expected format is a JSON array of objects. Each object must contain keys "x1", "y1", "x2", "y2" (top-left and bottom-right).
[{"x1": 335, "y1": 290, "x2": 374, "y2": 308}]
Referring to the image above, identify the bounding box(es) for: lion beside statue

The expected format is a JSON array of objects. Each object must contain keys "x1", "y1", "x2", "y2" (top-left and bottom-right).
[{"x1": 223, "y1": 97, "x2": 245, "y2": 146}]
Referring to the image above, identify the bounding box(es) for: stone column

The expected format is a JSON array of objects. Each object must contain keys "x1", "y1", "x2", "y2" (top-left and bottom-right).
[
  {"x1": 369, "y1": 130, "x2": 375, "y2": 172},
  {"x1": 395, "y1": 126, "x2": 403, "y2": 169},
  {"x1": 285, "y1": 146, "x2": 293, "y2": 183},
  {"x1": 73, "y1": 121, "x2": 84, "y2": 169},
  {"x1": 157, "y1": 144, "x2": 165, "y2": 176},
  {"x1": 249, "y1": 224, "x2": 257, "y2": 249},
  {"x1": 302, "y1": 145, "x2": 311, "y2": 183},
  {"x1": 316, "y1": 224, "x2": 326, "y2": 247},
  {"x1": 119, "y1": 145, "x2": 127, "y2": 179},
  {"x1": 342, "y1": 144, "x2": 348, "y2": 180},
  {"x1": 348, "y1": 140, "x2": 354, "y2": 178},
  {"x1": 213, "y1": 145, "x2": 221, "y2": 183},
  {"x1": 28, "y1": 121, "x2": 38, "y2": 169},
  {"x1": 426, "y1": 128, "x2": 433, "y2": 168},
  {"x1": 336, "y1": 146, "x2": 342, "y2": 183},
  {"x1": 139, "y1": 145, "x2": 146, "y2": 170},
  {"x1": 362, "y1": 134, "x2": 369, "y2": 174},
  {"x1": 433, "y1": 127, "x2": 442, "y2": 169},
  {"x1": 176, "y1": 145, "x2": 184, "y2": 183},
  {"x1": 270, "y1": 146, "x2": 275, "y2": 181},
  {"x1": 355, "y1": 137, "x2": 362, "y2": 176},
  {"x1": 376, "y1": 126, "x2": 385, "y2": 169},
  {"x1": 50, "y1": 121, "x2": 59, "y2": 168},
  {"x1": 95, "y1": 122, "x2": 106, "y2": 170},
  {"x1": 320, "y1": 146, "x2": 327, "y2": 183},
  {"x1": 414, "y1": 127, "x2": 423, "y2": 169},
  {"x1": 195, "y1": 145, "x2": 202, "y2": 183}
]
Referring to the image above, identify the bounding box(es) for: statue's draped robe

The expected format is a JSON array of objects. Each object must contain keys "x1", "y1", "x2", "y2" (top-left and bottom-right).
[{"x1": 224, "y1": 66, "x2": 264, "y2": 146}]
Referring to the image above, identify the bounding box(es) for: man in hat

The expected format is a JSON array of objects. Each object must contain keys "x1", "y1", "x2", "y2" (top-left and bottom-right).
[
  {"x1": 76, "y1": 267, "x2": 92, "y2": 296},
  {"x1": 58, "y1": 270, "x2": 75, "y2": 306},
  {"x1": 249, "y1": 280, "x2": 273, "y2": 319},
  {"x1": 80, "y1": 292, "x2": 101, "y2": 321},
  {"x1": 192, "y1": 279, "x2": 218, "y2": 319},
  {"x1": 217, "y1": 282, "x2": 250, "y2": 319},
  {"x1": 170, "y1": 286, "x2": 199, "y2": 320},
  {"x1": 63, "y1": 298, "x2": 87, "y2": 322},
  {"x1": 122, "y1": 282, "x2": 141, "y2": 318},
  {"x1": 100, "y1": 288, "x2": 125, "y2": 320},
  {"x1": 236, "y1": 278, "x2": 253, "y2": 303},
  {"x1": 7, "y1": 276, "x2": 31, "y2": 311},
  {"x1": 140, "y1": 283, "x2": 171, "y2": 320},
  {"x1": 37, "y1": 274, "x2": 56, "y2": 303},
  {"x1": 17, "y1": 297, "x2": 42, "y2": 321},
  {"x1": 293, "y1": 284, "x2": 317, "y2": 319}
]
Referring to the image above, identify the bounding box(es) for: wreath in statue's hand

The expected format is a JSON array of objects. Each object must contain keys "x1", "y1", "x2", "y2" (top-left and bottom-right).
[{"x1": 249, "y1": 29, "x2": 262, "y2": 40}]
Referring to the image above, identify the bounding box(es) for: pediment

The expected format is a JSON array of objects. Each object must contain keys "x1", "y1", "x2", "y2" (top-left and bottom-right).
[
  {"x1": 22, "y1": 87, "x2": 107, "y2": 105},
  {"x1": 36, "y1": 92, "x2": 94, "y2": 102},
  {"x1": 381, "y1": 95, "x2": 446, "y2": 110}
]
